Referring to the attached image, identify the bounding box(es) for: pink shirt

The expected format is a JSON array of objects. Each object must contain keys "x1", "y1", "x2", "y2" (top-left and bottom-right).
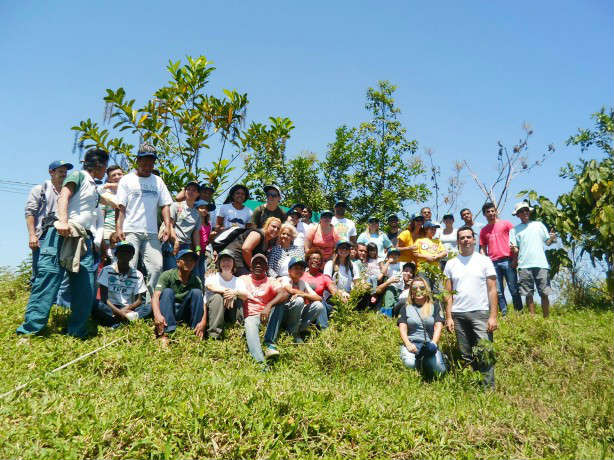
[
  {"x1": 199, "y1": 224, "x2": 211, "y2": 249},
  {"x1": 480, "y1": 220, "x2": 513, "y2": 261},
  {"x1": 306, "y1": 225, "x2": 339, "y2": 261},
  {"x1": 239, "y1": 275, "x2": 280, "y2": 317},
  {"x1": 302, "y1": 271, "x2": 335, "y2": 297}
]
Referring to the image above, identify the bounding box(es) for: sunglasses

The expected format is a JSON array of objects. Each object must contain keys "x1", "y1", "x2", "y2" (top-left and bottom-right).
[
  {"x1": 411, "y1": 286, "x2": 427, "y2": 292},
  {"x1": 266, "y1": 192, "x2": 279, "y2": 198}
]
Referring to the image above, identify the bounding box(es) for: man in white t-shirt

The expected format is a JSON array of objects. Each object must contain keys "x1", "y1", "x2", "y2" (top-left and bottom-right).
[
  {"x1": 115, "y1": 143, "x2": 173, "y2": 296},
  {"x1": 331, "y1": 200, "x2": 357, "y2": 244},
  {"x1": 444, "y1": 225, "x2": 499, "y2": 388}
]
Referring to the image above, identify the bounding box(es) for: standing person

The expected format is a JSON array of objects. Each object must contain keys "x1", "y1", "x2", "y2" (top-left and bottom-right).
[
  {"x1": 101, "y1": 165, "x2": 124, "y2": 264},
  {"x1": 216, "y1": 184, "x2": 252, "y2": 231},
  {"x1": 397, "y1": 214, "x2": 424, "y2": 264},
  {"x1": 387, "y1": 215, "x2": 400, "y2": 247},
  {"x1": 195, "y1": 200, "x2": 216, "y2": 283},
  {"x1": 286, "y1": 204, "x2": 308, "y2": 248},
  {"x1": 323, "y1": 240, "x2": 361, "y2": 294},
  {"x1": 413, "y1": 221, "x2": 448, "y2": 276},
  {"x1": 509, "y1": 202, "x2": 557, "y2": 317},
  {"x1": 268, "y1": 223, "x2": 304, "y2": 278},
  {"x1": 421, "y1": 207, "x2": 441, "y2": 239},
  {"x1": 444, "y1": 226, "x2": 498, "y2": 388},
  {"x1": 152, "y1": 249, "x2": 206, "y2": 346},
  {"x1": 304, "y1": 210, "x2": 339, "y2": 262},
  {"x1": 115, "y1": 143, "x2": 173, "y2": 297},
  {"x1": 479, "y1": 202, "x2": 522, "y2": 315},
  {"x1": 440, "y1": 214, "x2": 458, "y2": 258},
  {"x1": 25, "y1": 160, "x2": 73, "y2": 280},
  {"x1": 161, "y1": 181, "x2": 201, "y2": 271},
  {"x1": 460, "y1": 208, "x2": 485, "y2": 250},
  {"x1": 301, "y1": 207, "x2": 313, "y2": 226},
  {"x1": 17, "y1": 149, "x2": 111, "y2": 338},
  {"x1": 92, "y1": 241, "x2": 151, "y2": 327},
  {"x1": 357, "y1": 216, "x2": 392, "y2": 262},
  {"x1": 252, "y1": 184, "x2": 286, "y2": 228},
  {"x1": 331, "y1": 200, "x2": 357, "y2": 244}
]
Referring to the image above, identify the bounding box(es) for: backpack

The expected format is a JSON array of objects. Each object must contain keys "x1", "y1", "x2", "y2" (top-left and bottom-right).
[{"x1": 211, "y1": 226, "x2": 251, "y2": 253}]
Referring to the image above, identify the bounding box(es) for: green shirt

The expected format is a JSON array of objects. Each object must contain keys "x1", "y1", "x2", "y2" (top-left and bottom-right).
[{"x1": 155, "y1": 268, "x2": 203, "y2": 303}]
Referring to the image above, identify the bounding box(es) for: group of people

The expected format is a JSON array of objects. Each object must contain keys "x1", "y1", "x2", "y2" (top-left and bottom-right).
[{"x1": 19, "y1": 144, "x2": 558, "y2": 382}]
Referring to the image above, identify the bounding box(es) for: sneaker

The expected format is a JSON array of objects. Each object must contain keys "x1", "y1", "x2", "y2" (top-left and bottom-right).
[
  {"x1": 125, "y1": 311, "x2": 139, "y2": 322},
  {"x1": 264, "y1": 345, "x2": 280, "y2": 359}
]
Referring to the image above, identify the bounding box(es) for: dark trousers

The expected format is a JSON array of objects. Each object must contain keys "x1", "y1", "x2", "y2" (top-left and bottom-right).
[
  {"x1": 206, "y1": 293, "x2": 242, "y2": 339},
  {"x1": 159, "y1": 288, "x2": 204, "y2": 333},
  {"x1": 452, "y1": 310, "x2": 495, "y2": 388},
  {"x1": 92, "y1": 301, "x2": 152, "y2": 327}
]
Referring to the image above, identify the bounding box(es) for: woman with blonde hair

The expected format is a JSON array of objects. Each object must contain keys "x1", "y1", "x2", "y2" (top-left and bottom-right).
[
  {"x1": 397, "y1": 276, "x2": 446, "y2": 378},
  {"x1": 223, "y1": 216, "x2": 281, "y2": 275},
  {"x1": 268, "y1": 222, "x2": 304, "y2": 278}
]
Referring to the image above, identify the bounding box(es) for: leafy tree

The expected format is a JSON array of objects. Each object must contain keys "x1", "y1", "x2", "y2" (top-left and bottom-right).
[
  {"x1": 72, "y1": 56, "x2": 248, "y2": 194},
  {"x1": 320, "y1": 126, "x2": 357, "y2": 208},
  {"x1": 284, "y1": 154, "x2": 328, "y2": 210}
]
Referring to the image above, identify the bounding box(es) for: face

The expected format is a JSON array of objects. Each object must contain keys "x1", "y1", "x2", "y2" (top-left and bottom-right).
[
  {"x1": 279, "y1": 227, "x2": 294, "y2": 246},
  {"x1": 251, "y1": 259, "x2": 267, "y2": 276},
  {"x1": 337, "y1": 244, "x2": 350, "y2": 258},
  {"x1": 136, "y1": 156, "x2": 155, "y2": 176},
  {"x1": 402, "y1": 267, "x2": 414, "y2": 283},
  {"x1": 266, "y1": 220, "x2": 281, "y2": 239},
  {"x1": 107, "y1": 168, "x2": 124, "y2": 184},
  {"x1": 288, "y1": 211, "x2": 300, "y2": 225},
  {"x1": 457, "y1": 229, "x2": 475, "y2": 253},
  {"x1": 443, "y1": 217, "x2": 454, "y2": 228},
  {"x1": 50, "y1": 165, "x2": 69, "y2": 183},
  {"x1": 388, "y1": 218, "x2": 399, "y2": 230},
  {"x1": 426, "y1": 227, "x2": 437, "y2": 238},
  {"x1": 91, "y1": 162, "x2": 109, "y2": 180},
  {"x1": 412, "y1": 217, "x2": 424, "y2": 229},
  {"x1": 219, "y1": 256, "x2": 234, "y2": 273},
  {"x1": 368, "y1": 247, "x2": 378, "y2": 259},
  {"x1": 517, "y1": 208, "x2": 530, "y2": 224},
  {"x1": 461, "y1": 210, "x2": 472, "y2": 224},
  {"x1": 485, "y1": 207, "x2": 497, "y2": 222},
  {"x1": 302, "y1": 209, "x2": 311, "y2": 221},
  {"x1": 368, "y1": 221, "x2": 379, "y2": 233},
  {"x1": 321, "y1": 215, "x2": 332, "y2": 225},
  {"x1": 197, "y1": 206, "x2": 209, "y2": 218},
  {"x1": 389, "y1": 252, "x2": 400, "y2": 263},
  {"x1": 334, "y1": 205, "x2": 345, "y2": 216},
  {"x1": 200, "y1": 188, "x2": 213, "y2": 202},
  {"x1": 115, "y1": 249, "x2": 133, "y2": 265},
  {"x1": 185, "y1": 185, "x2": 199, "y2": 201},
  {"x1": 357, "y1": 245, "x2": 368, "y2": 262},
  {"x1": 411, "y1": 280, "x2": 428, "y2": 303},
  {"x1": 266, "y1": 189, "x2": 280, "y2": 205},
  {"x1": 308, "y1": 253, "x2": 322, "y2": 271},
  {"x1": 177, "y1": 255, "x2": 197, "y2": 273},
  {"x1": 288, "y1": 264, "x2": 305, "y2": 280},
  {"x1": 421, "y1": 208, "x2": 432, "y2": 220},
  {"x1": 349, "y1": 246, "x2": 358, "y2": 259},
  {"x1": 232, "y1": 188, "x2": 246, "y2": 204}
]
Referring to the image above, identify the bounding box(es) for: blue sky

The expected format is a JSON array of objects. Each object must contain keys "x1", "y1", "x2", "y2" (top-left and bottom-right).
[{"x1": 0, "y1": 1, "x2": 612, "y2": 267}]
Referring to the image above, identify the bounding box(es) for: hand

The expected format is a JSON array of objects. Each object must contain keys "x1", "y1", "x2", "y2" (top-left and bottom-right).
[
  {"x1": 290, "y1": 293, "x2": 301, "y2": 301},
  {"x1": 55, "y1": 221, "x2": 71, "y2": 237},
  {"x1": 260, "y1": 306, "x2": 271, "y2": 323},
  {"x1": 223, "y1": 289, "x2": 235, "y2": 301},
  {"x1": 160, "y1": 228, "x2": 170, "y2": 243},
  {"x1": 154, "y1": 313, "x2": 167, "y2": 330},
  {"x1": 510, "y1": 259, "x2": 518, "y2": 269},
  {"x1": 487, "y1": 316, "x2": 498, "y2": 333},
  {"x1": 28, "y1": 234, "x2": 39, "y2": 250},
  {"x1": 115, "y1": 230, "x2": 126, "y2": 242},
  {"x1": 390, "y1": 274, "x2": 401, "y2": 283},
  {"x1": 194, "y1": 320, "x2": 206, "y2": 339},
  {"x1": 173, "y1": 239, "x2": 180, "y2": 255},
  {"x1": 341, "y1": 291, "x2": 350, "y2": 301},
  {"x1": 446, "y1": 317, "x2": 455, "y2": 333},
  {"x1": 406, "y1": 343, "x2": 418, "y2": 354}
]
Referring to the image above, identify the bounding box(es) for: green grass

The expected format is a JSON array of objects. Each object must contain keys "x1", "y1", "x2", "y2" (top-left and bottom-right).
[{"x1": 0, "y1": 280, "x2": 612, "y2": 459}]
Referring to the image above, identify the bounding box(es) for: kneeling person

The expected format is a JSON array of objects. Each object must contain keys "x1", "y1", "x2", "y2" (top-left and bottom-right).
[
  {"x1": 93, "y1": 241, "x2": 151, "y2": 327},
  {"x1": 153, "y1": 249, "x2": 206, "y2": 345}
]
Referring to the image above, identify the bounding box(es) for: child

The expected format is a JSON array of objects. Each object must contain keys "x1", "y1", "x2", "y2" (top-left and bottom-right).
[
  {"x1": 195, "y1": 200, "x2": 216, "y2": 283},
  {"x1": 378, "y1": 247, "x2": 404, "y2": 316},
  {"x1": 365, "y1": 242, "x2": 384, "y2": 304}
]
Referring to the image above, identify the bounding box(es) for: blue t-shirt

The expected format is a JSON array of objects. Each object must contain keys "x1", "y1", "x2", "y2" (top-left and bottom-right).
[
  {"x1": 509, "y1": 221, "x2": 550, "y2": 269},
  {"x1": 357, "y1": 231, "x2": 392, "y2": 261}
]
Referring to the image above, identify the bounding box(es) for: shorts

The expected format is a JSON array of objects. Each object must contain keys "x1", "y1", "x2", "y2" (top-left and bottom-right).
[{"x1": 518, "y1": 267, "x2": 552, "y2": 297}]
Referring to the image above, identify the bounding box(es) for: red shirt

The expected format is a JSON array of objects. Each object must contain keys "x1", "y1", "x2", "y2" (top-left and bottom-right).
[
  {"x1": 480, "y1": 220, "x2": 514, "y2": 261},
  {"x1": 301, "y1": 271, "x2": 335, "y2": 297},
  {"x1": 306, "y1": 225, "x2": 339, "y2": 261},
  {"x1": 239, "y1": 275, "x2": 280, "y2": 317}
]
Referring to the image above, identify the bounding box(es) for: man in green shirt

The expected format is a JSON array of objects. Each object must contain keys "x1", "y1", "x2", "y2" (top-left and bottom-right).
[{"x1": 153, "y1": 249, "x2": 206, "y2": 346}]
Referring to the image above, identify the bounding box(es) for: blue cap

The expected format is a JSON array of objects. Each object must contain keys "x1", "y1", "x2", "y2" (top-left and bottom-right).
[
  {"x1": 387, "y1": 247, "x2": 401, "y2": 255},
  {"x1": 288, "y1": 256, "x2": 307, "y2": 270},
  {"x1": 335, "y1": 239, "x2": 352, "y2": 249},
  {"x1": 114, "y1": 241, "x2": 135, "y2": 254},
  {"x1": 411, "y1": 213, "x2": 425, "y2": 221},
  {"x1": 367, "y1": 216, "x2": 379, "y2": 223},
  {"x1": 176, "y1": 249, "x2": 198, "y2": 261},
  {"x1": 48, "y1": 160, "x2": 73, "y2": 171},
  {"x1": 195, "y1": 200, "x2": 216, "y2": 211},
  {"x1": 423, "y1": 220, "x2": 440, "y2": 229}
]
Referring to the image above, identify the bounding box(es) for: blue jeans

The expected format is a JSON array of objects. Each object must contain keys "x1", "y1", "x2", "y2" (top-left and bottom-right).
[
  {"x1": 316, "y1": 300, "x2": 333, "y2": 329},
  {"x1": 92, "y1": 301, "x2": 152, "y2": 328},
  {"x1": 493, "y1": 258, "x2": 522, "y2": 314},
  {"x1": 158, "y1": 288, "x2": 204, "y2": 333},
  {"x1": 264, "y1": 298, "x2": 325, "y2": 346},
  {"x1": 244, "y1": 314, "x2": 266, "y2": 363},
  {"x1": 17, "y1": 228, "x2": 96, "y2": 338},
  {"x1": 400, "y1": 343, "x2": 447, "y2": 378}
]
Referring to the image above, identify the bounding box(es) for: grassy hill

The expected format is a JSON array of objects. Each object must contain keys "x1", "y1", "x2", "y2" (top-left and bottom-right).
[{"x1": 0, "y1": 275, "x2": 612, "y2": 459}]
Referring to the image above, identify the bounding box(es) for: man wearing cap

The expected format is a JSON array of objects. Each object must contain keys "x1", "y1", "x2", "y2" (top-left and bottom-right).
[
  {"x1": 386, "y1": 215, "x2": 400, "y2": 247},
  {"x1": 25, "y1": 160, "x2": 73, "y2": 280},
  {"x1": 421, "y1": 207, "x2": 442, "y2": 240},
  {"x1": 331, "y1": 200, "x2": 357, "y2": 244},
  {"x1": 161, "y1": 180, "x2": 202, "y2": 271},
  {"x1": 252, "y1": 184, "x2": 286, "y2": 229},
  {"x1": 115, "y1": 143, "x2": 173, "y2": 298},
  {"x1": 93, "y1": 241, "x2": 151, "y2": 327},
  {"x1": 153, "y1": 249, "x2": 206, "y2": 345},
  {"x1": 479, "y1": 202, "x2": 522, "y2": 315},
  {"x1": 17, "y1": 148, "x2": 112, "y2": 338},
  {"x1": 509, "y1": 202, "x2": 557, "y2": 318},
  {"x1": 357, "y1": 216, "x2": 392, "y2": 262}
]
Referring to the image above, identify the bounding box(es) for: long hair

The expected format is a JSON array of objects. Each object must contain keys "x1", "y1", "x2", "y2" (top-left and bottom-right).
[
  {"x1": 331, "y1": 244, "x2": 353, "y2": 279},
  {"x1": 409, "y1": 219, "x2": 425, "y2": 238},
  {"x1": 409, "y1": 276, "x2": 434, "y2": 318}
]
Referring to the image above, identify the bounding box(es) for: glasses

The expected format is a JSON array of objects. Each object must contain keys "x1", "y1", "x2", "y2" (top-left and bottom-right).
[
  {"x1": 411, "y1": 286, "x2": 427, "y2": 293},
  {"x1": 266, "y1": 192, "x2": 279, "y2": 198}
]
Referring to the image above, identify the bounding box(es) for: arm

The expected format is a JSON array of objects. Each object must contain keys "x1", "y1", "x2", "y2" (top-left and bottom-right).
[
  {"x1": 126, "y1": 292, "x2": 143, "y2": 311},
  {"x1": 375, "y1": 274, "x2": 399, "y2": 295},
  {"x1": 175, "y1": 188, "x2": 186, "y2": 202},
  {"x1": 215, "y1": 215, "x2": 225, "y2": 232},
  {"x1": 304, "y1": 229, "x2": 313, "y2": 252},
  {"x1": 444, "y1": 277, "x2": 454, "y2": 332},
  {"x1": 432, "y1": 321, "x2": 443, "y2": 345},
  {"x1": 192, "y1": 226, "x2": 200, "y2": 252},
  {"x1": 26, "y1": 215, "x2": 39, "y2": 249},
  {"x1": 55, "y1": 184, "x2": 75, "y2": 237},
  {"x1": 486, "y1": 276, "x2": 498, "y2": 332},
  {"x1": 116, "y1": 206, "x2": 126, "y2": 241},
  {"x1": 260, "y1": 288, "x2": 290, "y2": 322},
  {"x1": 510, "y1": 245, "x2": 518, "y2": 268},
  {"x1": 100, "y1": 285, "x2": 128, "y2": 320},
  {"x1": 160, "y1": 205, "x2": 171, "y2": 242},
  {"x1": 399, "y1": 322, "x2": 418, "y2": 353},
  {"x1": 241, "y1": 231, "x2": 262, "y2": 270},
  {"x1": 151, "y1": 290, "x2": 167, "y2": 331}
]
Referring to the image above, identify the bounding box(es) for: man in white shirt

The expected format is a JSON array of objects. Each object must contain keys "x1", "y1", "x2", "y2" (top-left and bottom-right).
[
  {"x1": 444, "y1": 225, "x2": 498, "y2": 388},
  {"x1": 115, "y1": 143, "x2": 173, "y2": 297},
  {"x1": 331, "y1": 200, "x2": 357, "y2": 244}
]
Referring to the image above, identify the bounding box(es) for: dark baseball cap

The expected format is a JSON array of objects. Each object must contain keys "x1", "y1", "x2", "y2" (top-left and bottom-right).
[
  {"x1": 288, "y1": 257, "x2": 307, "y2": 270},
  {"x1": 176, "y1": 249, "x2": 198, "y2": 261},
  {"x1": 49, "y1": 160, "x2": 73, "y2": 171}
]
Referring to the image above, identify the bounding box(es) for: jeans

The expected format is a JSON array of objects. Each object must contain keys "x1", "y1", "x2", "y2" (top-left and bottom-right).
[
  {"x1": 244, "y1": 314, "x2": 266, "y2": 363},
  {"x1": 92, "y1": 300, "x2": 152, "y2": 327},
  {"x1": 493, "y1": 258, "x2": 522, "y2": 314},
  {"x1": 162, "y1": 242, "x2": 191, "y2": 272},
  {"x1": 31, "y1": 247, "x2": 39, "y2": 284},
  {"x1": 316, "y1": 300, "x2": 333, "y2": 329},
  {"x1": 206, "y1": 293, "x2": 241, "y2": 339},
  {"x1": 17, "y1": 228, "x2": 96, "y2": 338},
  {"x1": 263, "y1": 298, "x2": 324, "y2": 345},
  {"x1": 452, "y1": 310, "x2": 495, "y2": 388},
  {"x1": 158, "y1": 288, "x2": 204, "y2": 333},
  {"x1": 400, "y1": 343, "x2": 447, "y2": 377},
  {"x1": 124, "y1": 232, "x2": 163, "y2": 298},
  {"x1": 379, "y1": 286, "x2": 400, "y2": 317}
]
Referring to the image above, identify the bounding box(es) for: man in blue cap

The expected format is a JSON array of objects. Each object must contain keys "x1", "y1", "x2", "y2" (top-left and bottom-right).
[
  {"x1": 115, "y1": 143, "x2": 173, "y2": 299},
  {"x1": 25, "y1": 160, "x2": 73, "y2": 280}
]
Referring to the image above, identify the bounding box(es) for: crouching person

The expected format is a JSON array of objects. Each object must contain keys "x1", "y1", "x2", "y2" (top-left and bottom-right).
[
  {"x1": 93, "y1": 241, "x2": 152, "y2": 327},
  {"x1": 263, "y1": 257, "x2": 325, "y2": 357},
  {"x1": 205, "y1": 249, "x2": 248, "y2": 339},
  {"x1": 398, "y1": 276, "x2": 446, "y2": 379},
  {"x1": 152, "y1": 249, "x2": 206, "y2": 346},
  {"x1": 239, "y1": 254, "x2": 289, "y2": 368}
]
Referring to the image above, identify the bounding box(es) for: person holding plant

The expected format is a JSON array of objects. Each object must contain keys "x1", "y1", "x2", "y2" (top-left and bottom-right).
[{"x1": 398, "y1": 276, "x2": 447, "y2": 378}]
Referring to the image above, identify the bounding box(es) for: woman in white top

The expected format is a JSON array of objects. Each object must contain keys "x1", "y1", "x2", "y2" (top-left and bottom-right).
[
  {"x1": 439, "y1": 213, "x2": 458, "y2": 270},
  {"x1": 205, "y1": 249, "x2": 250, "y2": 339},
  {"x1": 216, "y1": 184, "x2": 252, "y2": 231},
  {"x1": 324, "y1": 240, "x2": 361, "y2": 294}
]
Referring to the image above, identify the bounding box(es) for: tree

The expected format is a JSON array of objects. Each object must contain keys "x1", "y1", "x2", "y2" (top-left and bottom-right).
[
  {"x1": 72, "y1": 55, "x2": 249, "y2": 194},
  {"x1": 320, "y1": 126, "x2": 357, "y2": 208},
  {"x1": 422, "y1": 148, "x2": 465, "y2": 220}
]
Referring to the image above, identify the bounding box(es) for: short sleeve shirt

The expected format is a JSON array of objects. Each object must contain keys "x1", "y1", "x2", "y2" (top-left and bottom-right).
[
  {"x1": 205, "y1": 272, "x2": 245, "y2": 302},
  {"x1": 98, "y1": 264, "x2": 147, "y2": 305},
  {"x1": 170, "y1": 201, "x2": 201, "y2": 245},
  {"x1": 279, "y1": 276, "x2": 317, "y2": 303},
  {"x1": 301, "y1": 271, "x2": 334, "y2": 298},
  {"x1": 331, "y1": 217, "x2": 357, "y2": 241},
  {"x1": 397, "y1": 230, "x2": 416, "y2": 263},
  {"x1": 509, "y1": 221, "x2": 550, "y2": 269},
  {"x1": 357, "y1": 231, "x2": 392, "y2": 261},
  {"x1": 414, "y1": 237, "x2": 445, "y2": 269},
  {"x1": 218, "y1": 203, "x2": 253, "y2": 229},
  {"x1": 64, "y1": 170, "x2": 100, "y2": 231},
  {"x1": 323, "y1": 260, "x2": 360, "y2": 292},
  {"x1": 239, "y1": 275, "x2": 280, "y2": 317},
  {"x1": 480, "y1": 220, "x2": 514, "y2": 261},
  {"x1": 251, "y1": 205, "x2": 285, "y2": 228},
  {"x1": 397, "y1": 303, "x2": 444, "y2": 344},
  {"x1": 444, "y1": 252, "x2": 496, "y2": 313},
  {"x1": 155, "y1": 268, "x2": 203, "y2": 303}
]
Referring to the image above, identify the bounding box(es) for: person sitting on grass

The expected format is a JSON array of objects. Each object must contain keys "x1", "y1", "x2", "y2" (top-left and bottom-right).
[
  {"x1": 398, "y1": 276, "x2": 447, "y2": 379},
  {"x1": 263, "y1": 257, "x2": 325, "y2": 357},
  {"x1": 205, "y1": 249, "x2": 249, "y2": 340},
  {"x1": 239, "y1": 254, "x2": 289, "y2": 368},
  {"x1": 323, "y1": 240, "x2": 361, "y2": 295},
  {"x1": 152, "y1": 249, "x2": 206, "y2": 347},
  {"x1": 93, "y1": 241, "x2": 151, "y2": 328}
]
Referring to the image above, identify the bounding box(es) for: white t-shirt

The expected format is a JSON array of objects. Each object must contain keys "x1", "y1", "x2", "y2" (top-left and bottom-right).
[
  {"x1": 218, "y1": 203, "x2": 252, "y2": 229},
  {"x1": 440, "y1": 228, "x2": 458, "y2": 253},
  {"x1": 205, "y1": 272, "x2": 245, "y2": 302},
  {"x1": 116, "y1": 172, "x2": 173, "y2": 234},
  {"x1": 331, "y1": 217, "x2": 357, "y2": 241},
  {"x1": 294, "y1": 221, "x2": 308, "y2": 248},
  {"x1": 323, "y1": 260, "x2": 360, "y2": 292},
  {"x1": 444, "y1": 252, "x2": 496, "y2": 313},
  {"x1": 98, "y1": 264, "x2": 147, "y2": 306},
  {"x1": 385, "y1": 261, "x2": 404, "y2": 290},
  {"x1": 279, "y1": 276, "x2": 317, "y2": 298}
]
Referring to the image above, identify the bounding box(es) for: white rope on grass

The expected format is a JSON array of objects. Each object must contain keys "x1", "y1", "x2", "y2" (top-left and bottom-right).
[{"x1": 0, "y1": 335, "x2": 127, "y2": 399}]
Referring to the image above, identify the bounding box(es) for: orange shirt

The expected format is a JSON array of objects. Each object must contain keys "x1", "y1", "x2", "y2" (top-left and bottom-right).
[{"x1": 397, "y1": 230, "x2": 416, "y2": 263}]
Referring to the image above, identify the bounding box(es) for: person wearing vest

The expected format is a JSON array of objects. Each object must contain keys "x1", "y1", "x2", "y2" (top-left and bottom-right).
[{"x1": 17, "y1": 149, "x2": 112, "y2": 338}]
